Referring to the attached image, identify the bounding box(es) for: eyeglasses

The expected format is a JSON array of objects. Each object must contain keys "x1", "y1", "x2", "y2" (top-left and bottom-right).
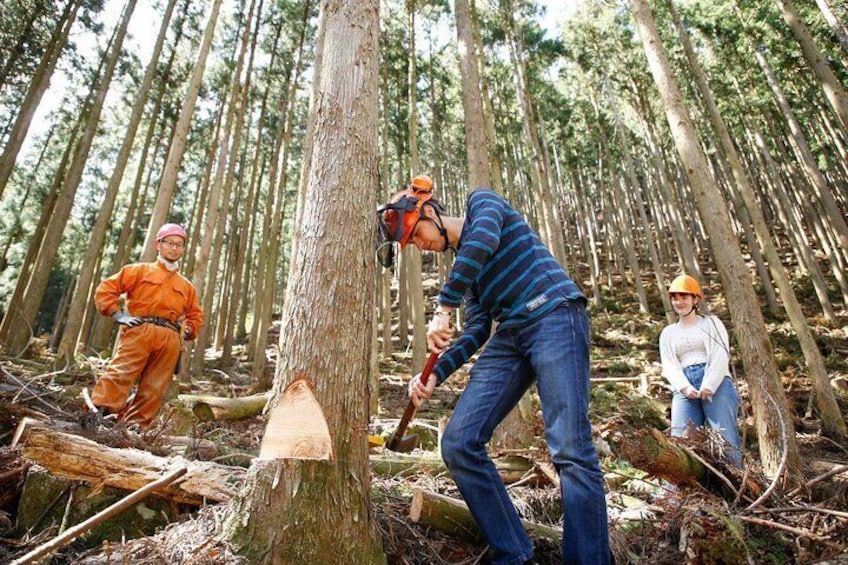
[{"x1": 160, "y1": 239, "x2": 185, "y2": 249}]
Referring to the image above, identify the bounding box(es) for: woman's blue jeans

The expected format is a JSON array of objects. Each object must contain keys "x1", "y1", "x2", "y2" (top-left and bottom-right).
[
  {"x1": 670, "y1": 363, "x2": 742, "y2": 467},
  {"x1": 441, "y1": 300, "x2": 610, "y2": 565}
]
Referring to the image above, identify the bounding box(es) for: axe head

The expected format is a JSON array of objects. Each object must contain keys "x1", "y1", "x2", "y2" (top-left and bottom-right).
[{"x1": 386, "y1": 432, "x2": 419, "y2": 453}]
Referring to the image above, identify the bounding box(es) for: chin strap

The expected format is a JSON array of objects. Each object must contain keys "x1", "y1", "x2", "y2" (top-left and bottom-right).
[{"x1": 423, "y1": 201, "x2": 452, "y2": 252}]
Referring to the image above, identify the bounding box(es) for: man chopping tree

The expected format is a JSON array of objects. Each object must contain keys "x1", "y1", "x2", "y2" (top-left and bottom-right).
[
  {"x1": 88, "y1": 223, "x2": 203, "y2": 429},
  {"x1": 377, "y1": 176, "x2": 611, "y2": 565}
]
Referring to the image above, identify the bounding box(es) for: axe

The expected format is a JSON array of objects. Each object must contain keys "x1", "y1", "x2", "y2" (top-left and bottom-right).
[{"x1": 386, "y1": 351, "x2": 439, "y2": 452}]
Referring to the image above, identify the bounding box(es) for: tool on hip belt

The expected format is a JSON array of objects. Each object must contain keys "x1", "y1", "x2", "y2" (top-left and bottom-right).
[{"x1": 386, "y1": 351, "x2": 439, "y2": 452}]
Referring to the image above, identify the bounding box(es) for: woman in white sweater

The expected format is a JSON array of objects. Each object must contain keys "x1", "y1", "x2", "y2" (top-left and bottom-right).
[{"x1": 659, "y1": 274, "x2": 742, "y2": 467}]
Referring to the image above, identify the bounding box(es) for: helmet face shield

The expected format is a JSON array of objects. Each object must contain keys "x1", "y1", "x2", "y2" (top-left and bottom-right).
[
  {"x1": 375, "y1": 182, "x2": 445, "y2": 269},
  {"x1": 377, "y1": 195, "x2": 421, "y2": 243},
  {"x1": 375, "y1": 196, "x2": 420, "y2": 269}
]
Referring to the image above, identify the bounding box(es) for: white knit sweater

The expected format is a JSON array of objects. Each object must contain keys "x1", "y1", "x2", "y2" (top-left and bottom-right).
[{"x1": 659, "y1": 315, "x2": 731, "y2": 393}]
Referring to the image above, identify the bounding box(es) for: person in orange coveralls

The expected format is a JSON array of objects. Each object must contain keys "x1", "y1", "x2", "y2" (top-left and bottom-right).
[{"x1": 89, "y1": 223, "x2": 203, "y2": 428}]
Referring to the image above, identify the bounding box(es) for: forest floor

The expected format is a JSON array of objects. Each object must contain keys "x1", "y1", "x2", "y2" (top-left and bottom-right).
[{"x1": 1, "y1": 277, "x2": 847, "y2": 564}]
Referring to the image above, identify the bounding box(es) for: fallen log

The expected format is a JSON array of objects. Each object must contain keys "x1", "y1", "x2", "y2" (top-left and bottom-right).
[
  {"x1": 177, "y1": 392, "x2": 269, "y2": 422},
  {"x1": 157, "y1": 435, "x2": 220, "y2": 460},
  {"x1": 612, "y1": 427, "x2": 706, "y2": 486},
  {"x1": 14, "y1": 423, "x2": 243, "y2": 505},
  {"x1": 409, "y1": 489, "x2": 562, "y2": 541},
  {"x1": 370, "y1": 452, "x2": 540, "y2": 484}
]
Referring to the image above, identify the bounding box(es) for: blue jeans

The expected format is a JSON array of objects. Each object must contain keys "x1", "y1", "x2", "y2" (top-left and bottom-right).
[
  {"x1": 441, "y1": 300, "x2": 610, "y2": 565},
  {"x1": 671, "y1": 363, "x2": 742, "y2": 467}
]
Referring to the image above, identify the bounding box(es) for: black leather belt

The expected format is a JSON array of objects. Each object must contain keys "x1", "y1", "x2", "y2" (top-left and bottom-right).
[{"x1": 139, "y1": 316, "x2": 181, "y2": 333}]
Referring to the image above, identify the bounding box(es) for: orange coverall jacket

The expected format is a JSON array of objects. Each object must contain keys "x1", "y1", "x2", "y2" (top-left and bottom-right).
[{"x1": 91, "y1": 261, "x2": 204, "y2": 427}]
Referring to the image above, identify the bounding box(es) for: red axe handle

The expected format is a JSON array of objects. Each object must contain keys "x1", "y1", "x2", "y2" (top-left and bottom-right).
[{"x1": 387, "y1": 351, "x2": 439, "y2": 450}]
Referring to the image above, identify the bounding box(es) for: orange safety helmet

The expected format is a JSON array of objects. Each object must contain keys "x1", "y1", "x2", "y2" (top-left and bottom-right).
[
  {"x1": 667, "y1": 274, "x2": 703, "y2": 298},
  {"x1": 409, "y1": 174, "x2": 434, "y2": 194},
  {"x1": 376, "y1": 174, "x2": 445, "y2": 268}
]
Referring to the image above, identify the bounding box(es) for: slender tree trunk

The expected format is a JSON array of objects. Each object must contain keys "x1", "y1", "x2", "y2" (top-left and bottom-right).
[
  {"x1": 454, "y1": 0, "x2": 491, "y2": 189},
  {"x1": 0, "y1": 0, "x2": 83, "y2": 201},
  {"x1": 631, "y1": 0, "x2": 801, "y2": 477},
  {"x1": 0, "y1": 0, "x2": 138, "y2": 355},
  {"x1": 222, "y1": 3, "x2": 384, "y2": 562},
  {"x1": 405, "y1": 0, "x2": 427, "y2": 372},
  {"x1": 469, "y1": 0, "x2": 504, "y2": 194},
  {"x1": 772, "y1": 0, "x2": 848, "y2": 131},
  {"x1": 140, "y1": 0, "x2": 224, "y2": 261}
]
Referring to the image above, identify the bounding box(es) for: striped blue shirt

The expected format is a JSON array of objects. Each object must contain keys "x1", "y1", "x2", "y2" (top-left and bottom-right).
[{"x1": 434, "y1": 189, "x2": 584, "y2": 383}]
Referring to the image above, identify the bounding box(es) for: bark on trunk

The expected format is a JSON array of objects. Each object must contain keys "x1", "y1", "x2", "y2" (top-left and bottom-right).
[
  {"x1": 221, "y1": 2, "x2": 384, "y2": 562},
  {"x1": 454, "y1": 0, "x2": 491, "y2": 189}
]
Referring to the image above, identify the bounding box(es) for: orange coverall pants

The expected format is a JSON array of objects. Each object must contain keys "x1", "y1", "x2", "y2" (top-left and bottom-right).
[{"x1": 91, "y1": 324, "x2": 181, "y2": 427}]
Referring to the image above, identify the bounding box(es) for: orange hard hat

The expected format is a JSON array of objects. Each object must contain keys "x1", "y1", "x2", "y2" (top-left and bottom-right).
[
  {"x1": 667, "y1": 274, "x2": 703, "y2": 298},
  {"x1": 409, "y1": 174, "x2": 434, "y2": 194}
]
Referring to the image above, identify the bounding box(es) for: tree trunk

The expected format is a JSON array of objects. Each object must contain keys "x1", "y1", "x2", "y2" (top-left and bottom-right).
[
  {"x1": 405, "y1": 0, "x2": 427, "y2": 373},
  {"x1": 221, "y1": 2, "x2": 385, "y2": 563},
  {"x1": 0, "y1": 0, "x2": 83, "y2": 201},
  {"x1": 139, "y1": 0, "x2": 225, "y2": 261},
  {"x1": 773, "y1": 0, "x2": 848, "y2": 131},
  {"x1": 54, "y1": 0, "x2": 178, "y2": 368},
  {"x1": 454, "y1": 0, "x2": 491, "y2": 189},
  {"x1": 631, "y1": 0, "x2": 800, "y2": 478},
  {"x1": 249, "y1": 2, "x2": 309, "y2": 384},
  {"x1": 470, "y1": 0, "x2": 504, "y2": 194},
  {"x1": 0, "y1": 0, "x2": 138, "y2": 355}
]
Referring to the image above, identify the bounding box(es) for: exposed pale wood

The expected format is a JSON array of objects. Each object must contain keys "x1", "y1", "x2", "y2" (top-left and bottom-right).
[
  {"x1": 410, "y1": 489, "x2": 562, "y2": 541},
  {"x1": 178, "y1": 392, "x2": 269, "y2": 421},
  {"x1": 16, "y1": 424, "x2": 242, "y2": 505},
  {"x1": 259, "y1": 378, "x2": 333, "y2": 461}
]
